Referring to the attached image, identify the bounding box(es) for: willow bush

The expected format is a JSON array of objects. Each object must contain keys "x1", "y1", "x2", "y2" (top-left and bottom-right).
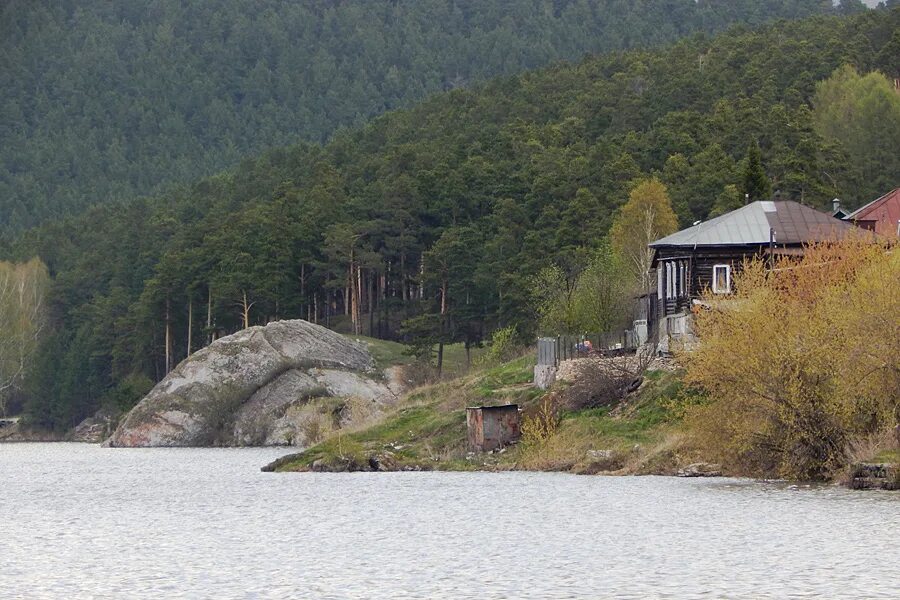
[{"x1": 682, "y1": 240, "x2": 900, "y2": 480}]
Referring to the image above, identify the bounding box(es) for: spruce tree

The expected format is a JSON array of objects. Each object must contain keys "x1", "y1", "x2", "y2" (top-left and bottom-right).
[{"x1": 742, "y1": 141, "x2": 772, "y2": 202}]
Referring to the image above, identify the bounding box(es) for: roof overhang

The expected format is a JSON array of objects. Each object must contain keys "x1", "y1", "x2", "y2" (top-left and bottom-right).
[{"x1": 649, "y1": 242, "x2": 805, "y2": 268}]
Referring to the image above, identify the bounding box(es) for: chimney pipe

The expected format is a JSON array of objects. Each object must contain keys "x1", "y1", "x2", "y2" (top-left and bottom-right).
[{"x1": 832, "y1": 198, "x2": 841, "y2": 213}]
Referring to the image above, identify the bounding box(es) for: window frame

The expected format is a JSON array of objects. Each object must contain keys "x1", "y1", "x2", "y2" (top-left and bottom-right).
[
  {"x1": 657, "y1": 266, "x2": 663, "y2": 300},
  {"x1": 712, "y1": 264, "x2": 731, "y2": 294},
  {"x1": 666, "y1": 262, "x2": 673, "y2": 299}
]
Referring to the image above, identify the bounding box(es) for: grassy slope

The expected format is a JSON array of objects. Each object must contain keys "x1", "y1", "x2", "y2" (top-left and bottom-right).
[
  {"x1": 268, "y1": 349, "x2": 694, "y2": 474},
  {"x1": 516, "y1": 369, "x2": 700, "y2": 474},
  {"x1": 350, "y1": 335, "x2": 487, "y2": 378}
]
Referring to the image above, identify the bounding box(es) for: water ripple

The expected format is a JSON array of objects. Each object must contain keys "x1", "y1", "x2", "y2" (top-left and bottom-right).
[{"x1": 1, "y1": 444, "x2": 898, "y2": 599}]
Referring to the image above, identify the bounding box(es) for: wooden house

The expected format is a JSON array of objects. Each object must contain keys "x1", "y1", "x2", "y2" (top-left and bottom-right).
[
  {"x1": 840, "y1": 188, "x2": 900, "y2": 238},
  {"x1": 647, "y1": 200, "x2": 856, "y2": 352}
]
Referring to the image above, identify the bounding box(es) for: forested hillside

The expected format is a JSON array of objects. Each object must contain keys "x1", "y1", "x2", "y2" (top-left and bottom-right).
[
  {"x1": 0, "y1": 0, "x2": 841, "y2": 232},
  {"x1": 6, "y1": 8, "x2": 900, "y2": 429}
]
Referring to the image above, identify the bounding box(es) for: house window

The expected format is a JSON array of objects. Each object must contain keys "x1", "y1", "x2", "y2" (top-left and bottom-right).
[
  {"x1": 679, "y1": 262, "x2": 686, "y2": 297},
  {"x1": 666, "y1": 262, "x2": 673, "y2": 299},
  {"x1": 712, "y1": 264, "x2": 731, "y2": 294},
  {"x1": 657, "y1": 266, "x2": 663, "y2": 300},
  {"x1": 670, "y1": 262, "x2": 676, "y2": 298}
]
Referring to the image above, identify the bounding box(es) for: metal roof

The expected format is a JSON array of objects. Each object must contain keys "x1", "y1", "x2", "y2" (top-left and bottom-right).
[{"x1": 650, "y1": 200, "x2": 855, "y2": 248}]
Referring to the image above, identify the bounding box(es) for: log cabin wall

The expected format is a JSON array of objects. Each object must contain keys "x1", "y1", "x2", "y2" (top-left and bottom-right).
[{"x1": 653, "y1": 245, "x2": 766, "y2": 321}]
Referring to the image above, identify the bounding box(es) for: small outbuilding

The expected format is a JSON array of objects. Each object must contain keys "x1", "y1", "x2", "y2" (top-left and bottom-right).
[{"x1": 466, "y1": 405, "x2": 520, "y2": 452}]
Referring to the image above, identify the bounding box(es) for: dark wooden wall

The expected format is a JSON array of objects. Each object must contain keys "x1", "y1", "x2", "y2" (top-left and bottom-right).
[{"x1": 653, "y1": 245, "x2": 767, "y2": 321}]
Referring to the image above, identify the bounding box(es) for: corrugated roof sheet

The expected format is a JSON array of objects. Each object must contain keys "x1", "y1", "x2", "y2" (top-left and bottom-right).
[{"x1": 650, "y1": 200, "x2": 855, "y2": 248}]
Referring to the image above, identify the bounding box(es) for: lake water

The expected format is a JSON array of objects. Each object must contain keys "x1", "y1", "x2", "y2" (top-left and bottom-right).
[{"x1": 1, "y1": 443, "x2": 898, "y2": 599}]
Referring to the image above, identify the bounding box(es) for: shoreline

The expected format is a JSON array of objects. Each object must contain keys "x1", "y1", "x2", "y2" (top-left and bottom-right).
[{"x1": 6, "y1": 438, "x2": 896, "y2": 490}]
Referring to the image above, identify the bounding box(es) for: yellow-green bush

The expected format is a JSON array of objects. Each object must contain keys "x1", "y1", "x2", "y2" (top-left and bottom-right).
[{"x1": 682, "y1": 240, "x2": 900, "y2": 480}]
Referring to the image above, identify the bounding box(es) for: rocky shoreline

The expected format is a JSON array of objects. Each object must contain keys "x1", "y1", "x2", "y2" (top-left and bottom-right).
[
  {"x1": 846, "y1": 463, "x2": 900, "y2": 491},
  {"x1": 0, "y1": 422, "x2": 65, "y2": 443}
]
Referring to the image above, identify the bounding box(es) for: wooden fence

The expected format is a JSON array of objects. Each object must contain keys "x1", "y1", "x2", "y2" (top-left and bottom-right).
[{"x1": 537, "y1": 330, "x2": 640, "y2": 367}]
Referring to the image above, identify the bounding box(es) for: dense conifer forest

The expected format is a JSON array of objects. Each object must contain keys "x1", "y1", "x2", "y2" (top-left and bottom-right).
[
  {"x1": 1, "y1": 0, "x2": 846, "y2": 232},
  {"x1": 2, "y1": 5, "x2": 899, "y2": 429}
]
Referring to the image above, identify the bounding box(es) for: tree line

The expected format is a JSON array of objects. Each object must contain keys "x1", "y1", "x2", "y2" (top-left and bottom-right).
[
  {"x1": 4, "y1": 7, "x2": 899, "y2": 430},
  {"x1": 1, "y1": 0, "x2": 849, "y2": 233}
]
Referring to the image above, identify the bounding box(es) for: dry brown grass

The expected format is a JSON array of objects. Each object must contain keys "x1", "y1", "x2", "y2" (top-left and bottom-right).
[
  {"x1": 623, "y1": 430, "x2": 702, "y2": 475},
  {"x1": 291, "y1": 402, "x2": 336, "y2": 445},
  {"x1": 845, "y1": 427, "x2": 899, "y2": 466},
  {"x1": 518, "y1": 426, "x2": 591, "y2": 471}
]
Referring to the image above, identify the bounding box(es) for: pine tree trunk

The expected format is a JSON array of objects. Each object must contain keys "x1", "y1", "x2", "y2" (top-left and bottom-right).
[
  {"x1": 299, "y1": 263, "x2": 306, "y2": 320},
  {"x1": 400, "y1": 254, "x2": 407, "y2": 303},
  {"x1": 355, "y1": 263, "x2": 362, "y2": 335},
  {"x1": 187, "y1": 298, "x2": 193, "y2": 357},
  {"x1": 242, "y1": 290, "x2": 250, "y2": 329},
  {"x1": 437, "y1": 279, "x2": 448, "y2": 378},
  {"x1": 345, "y1": 255, "x2": 352, "y2": 316},
  {"x1": 326, "y1": 291, "x2": 331, "y2": 327},
  {"x1": 206, "y1": 286, "x2": 213, "y2": 344},
  {"x1": 165, "y1": 295, "x2": 173, "y2": 375},
  {"x1": 368, "y1": 269, "x2": 375, "y2": 337},
  {"x1": 380, "y1": 266, "x2": 388, "y2": 338},
  {"x1": 349, "y1": 265, "x2": 357, "y2": 334},
  {"x1": 419, "y1": 254, "x2": 425, "y2": 299}
]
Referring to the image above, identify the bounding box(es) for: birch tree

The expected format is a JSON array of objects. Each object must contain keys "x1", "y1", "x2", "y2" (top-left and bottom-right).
[
  {"x1": 610, "y1": 179, "x2": 679, "y2": 294},
  {"x1": 0, "y1": 258, "x2": 50, "y2": 416}
]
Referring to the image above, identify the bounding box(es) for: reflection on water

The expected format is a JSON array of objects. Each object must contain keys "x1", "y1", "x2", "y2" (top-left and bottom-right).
[{"x1": 1, "y1": 443, "x2": 898, "y2": 599}]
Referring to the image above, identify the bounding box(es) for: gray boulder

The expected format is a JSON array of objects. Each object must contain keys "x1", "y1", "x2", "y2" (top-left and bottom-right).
[
  {"x1": 107, "y1": 320, "x2": 396, "y2": 447},
  {"x1": 677, "y1": 462, "x2": 723, "y2": 477},
  {"x1": 70, "y1": 411, "x2": 115, "y2": 443}
]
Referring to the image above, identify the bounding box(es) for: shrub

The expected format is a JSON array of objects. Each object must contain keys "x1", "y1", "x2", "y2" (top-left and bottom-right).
[
  {"x1": 484, "y1": 325, "x2": 521, "y2": 364},
  {"x1": 522, "y1": 394, "x2": 561, "y2": 445},
  {"x1": 682, "y1": 240, "x2": 900, "y2": 480}
]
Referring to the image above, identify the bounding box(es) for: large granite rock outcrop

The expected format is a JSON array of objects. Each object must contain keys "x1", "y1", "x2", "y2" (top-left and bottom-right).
[{"x1": 107, "y1": 320, "x2": 396, "y2": 447}]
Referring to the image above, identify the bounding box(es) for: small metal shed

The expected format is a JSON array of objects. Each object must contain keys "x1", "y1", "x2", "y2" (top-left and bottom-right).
[{"x1": 466, "y1": 404, "x2": 521, "y2": 452}]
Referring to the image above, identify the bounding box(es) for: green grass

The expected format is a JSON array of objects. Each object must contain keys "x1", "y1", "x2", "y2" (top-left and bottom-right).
[
  {"x1": 272, "y1": 352, "x2": 543, "y2": 472},
  {"x1": 440, "y1": 343, "x2": 488, "y2": 377},
  {"x1": 508, "y1": 368, "x2": 692, "y2": 473},
  {"x1": 269, "y1": 358, "x2": 692, "y2": 474},
  {"x1": 873, "y1": 449, "x2": 900, "y2": 464},
  {"x1": 473, "y1": 354, "x2": 538, "y2": 398},
  {"x1": 347, "y1": 335, "x2": 413, "y2": 370},
  {"x1": 560, "y1": 370, "x2": 684, "y2": 445},
  {"x1": 346, "y1": 335, "x2": 488, "y2": 377},
  {"x1": 272, "y1": 400, "x2": 470, "y2": 471}
]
